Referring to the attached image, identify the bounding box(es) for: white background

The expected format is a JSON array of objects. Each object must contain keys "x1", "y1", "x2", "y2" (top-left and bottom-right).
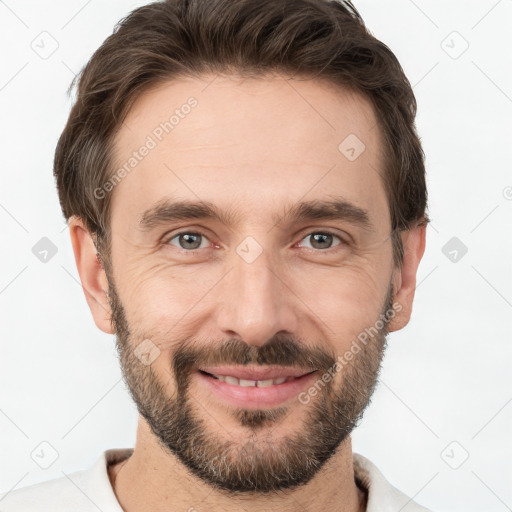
[{"x1": 1, "y1": 1, "x2": 511, "y2": 511}]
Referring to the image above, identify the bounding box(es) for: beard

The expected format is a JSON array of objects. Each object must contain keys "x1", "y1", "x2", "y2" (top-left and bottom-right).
[{"x1": 107, "y1": 275, "x2": 393, "y2": 494}]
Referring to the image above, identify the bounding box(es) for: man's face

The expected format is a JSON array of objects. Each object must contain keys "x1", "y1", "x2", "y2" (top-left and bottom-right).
[{"x1": 104, "y1": 74, "x2": 398, "y2": 493}]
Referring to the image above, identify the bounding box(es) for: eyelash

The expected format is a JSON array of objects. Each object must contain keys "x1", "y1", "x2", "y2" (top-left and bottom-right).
[{"x1": 164, "y1": 230, "x2": 348, "y2": 254}]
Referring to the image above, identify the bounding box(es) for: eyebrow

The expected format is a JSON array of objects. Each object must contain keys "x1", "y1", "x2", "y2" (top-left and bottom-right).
[{"x1": 139, "y1": 197, "x2": 373, "y2": 232}]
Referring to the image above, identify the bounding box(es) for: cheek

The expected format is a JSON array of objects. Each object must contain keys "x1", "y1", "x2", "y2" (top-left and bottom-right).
[
  {"x1": 290, "y1": 256, "x2": 391, "y2": 341},
  {"x1": 118, "y1": 262, "x2": 226, "y2": 353},
  {"x1": 114, "y1": 244, "x2": 219, "y2": 317}
]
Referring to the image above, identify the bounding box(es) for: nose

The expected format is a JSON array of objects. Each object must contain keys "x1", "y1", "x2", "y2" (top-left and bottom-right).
[{"x1": 215, "y1": 246, "x2": 299, "y2": 347}]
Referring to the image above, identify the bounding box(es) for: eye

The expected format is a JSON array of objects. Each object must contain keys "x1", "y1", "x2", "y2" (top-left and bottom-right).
[
  {"x1": 164, "y1": 230, "x2": 346, "y2": 253},
  {"x1": 167, "y1": 231, "x2": 211, "y2": 251},
  {"x1": 297, "y1": 231, "x2": 345, "y2": 251}
]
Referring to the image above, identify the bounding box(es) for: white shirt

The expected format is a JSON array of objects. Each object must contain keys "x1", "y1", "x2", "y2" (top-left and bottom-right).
[{"x1": 0, "y1": 449, "x2": 432, "y2": 511}]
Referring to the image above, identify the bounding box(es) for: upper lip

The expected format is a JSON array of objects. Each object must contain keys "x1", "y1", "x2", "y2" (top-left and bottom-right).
[{"x1": 198, "y1": 366, "x2": 316, "y2": 381}]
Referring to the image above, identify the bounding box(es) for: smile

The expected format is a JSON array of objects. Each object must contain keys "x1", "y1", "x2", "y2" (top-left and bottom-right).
[{"x1": 196, "y1": 366, "x2": 318, "y2": 409}]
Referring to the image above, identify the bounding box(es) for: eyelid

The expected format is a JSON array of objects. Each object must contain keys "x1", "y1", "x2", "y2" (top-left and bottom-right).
[
  {"x1": 161, "y1": 226, "x2": 214, "y2": 243},
  {"x1": 294, "y1": 225, "x2": 352, "y2": 245}
]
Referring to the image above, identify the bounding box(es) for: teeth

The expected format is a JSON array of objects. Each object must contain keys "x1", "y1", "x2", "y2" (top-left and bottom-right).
[
  {"x1": 211, "y1": 374, "x2": 297, "y2": 387},
  {"x1": 239, "y1": 379, "x2": 257, "y2": 387}
]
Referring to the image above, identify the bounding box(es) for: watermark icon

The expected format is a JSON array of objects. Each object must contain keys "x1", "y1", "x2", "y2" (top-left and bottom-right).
[
  {"x1": 134, "y1": 339, "x2": 161, "y2": 366},
  {"x1": 298, "y1": 301, "x2": 402, "y2": 404},
  {"x1": 338, "y1": 133, "x2": 366, "y2": 162},
  {"x1": 440, "y1": 31, "x2": 469, "y2": 60},
  {"x1": 442, "y1": 236, "x2": 468, "y2": 263},
  {"x1": 32, "y1": 237, "x2": 58, "y2": 263},
  {"x1": 30, "y1": 31, "x2": 59, "y2": 60},
  {"x1": 440, "y1": 440, "x2": 469, "y2": 469},
  {"x1": 236, "y1": 236, "x2": 264, "y2": 264},
  {"x1": 93, "y1": 96, "x2": 198, "y2": 199},
  {"x1": 30, "y1": 441, "x2": 59, "y2": 469}
]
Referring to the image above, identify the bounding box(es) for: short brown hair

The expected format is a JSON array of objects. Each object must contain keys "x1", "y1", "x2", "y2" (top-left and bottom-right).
[{"x1": 54, "y1": 0, "x2": 429, "y2": 267}]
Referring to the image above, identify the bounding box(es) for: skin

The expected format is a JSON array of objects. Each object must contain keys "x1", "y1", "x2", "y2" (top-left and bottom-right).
[{"x1": 69, "y1": 74, "x2": 426, "y2": 512}]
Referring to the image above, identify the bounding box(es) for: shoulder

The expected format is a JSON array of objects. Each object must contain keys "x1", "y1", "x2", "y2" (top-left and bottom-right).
[
  {"x1": 353, "y1": 453, "x2": 434, "y2": 512},
  {"x1": 0, "y1": 470, "x2": 92, "y2": 511},
  {"x1": 0, "y1": 448, "x2": 131, "y2": 512}
]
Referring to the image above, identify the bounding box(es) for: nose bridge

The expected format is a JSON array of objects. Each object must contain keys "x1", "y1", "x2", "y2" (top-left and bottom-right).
[{"x1": 216, "y1": 238, "x2": 297, "y2": 345}]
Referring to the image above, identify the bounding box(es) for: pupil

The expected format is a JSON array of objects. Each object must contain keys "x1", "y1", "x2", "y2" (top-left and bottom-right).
[
  {"x1": 312, "y1": 233, "x2": 331, "y2": 249},
  {"x1": 181, "y1": 233, "x2": 201, "y2": 249}
]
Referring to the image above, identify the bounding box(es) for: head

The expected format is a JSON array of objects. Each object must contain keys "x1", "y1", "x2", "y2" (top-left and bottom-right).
[{"x1": 56, "y1": 0, "x2": 428, "y2": 494}]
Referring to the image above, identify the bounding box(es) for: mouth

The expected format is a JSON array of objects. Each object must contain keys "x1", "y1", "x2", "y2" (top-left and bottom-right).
[{"x1": 196, "y1": 366, "x2": 318, "y2": 408}]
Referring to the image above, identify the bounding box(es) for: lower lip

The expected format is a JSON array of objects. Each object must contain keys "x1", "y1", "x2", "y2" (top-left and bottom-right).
[{"x1": 196, "y1": 370, "x2": 318, "y2": 409}]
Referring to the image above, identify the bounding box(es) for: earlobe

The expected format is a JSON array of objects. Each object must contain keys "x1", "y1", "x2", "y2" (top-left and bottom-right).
[
  {"x1": 68, "y1": 217, "x2": 114, "y2": 334},
  {"x1": 387, "y1": 223, "x2": 427, "y2": 332}
]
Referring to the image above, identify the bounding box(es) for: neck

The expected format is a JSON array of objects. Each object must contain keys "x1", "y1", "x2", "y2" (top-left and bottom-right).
[{"x1": 110, "y1": 419, "x2": 367, "y2": 512}]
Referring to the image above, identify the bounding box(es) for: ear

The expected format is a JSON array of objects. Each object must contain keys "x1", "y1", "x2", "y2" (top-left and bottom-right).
[
  {"x1": 387, "y1": 223, "x2": 427, "y2": 332},
  {"x1": 68, "y1": 217, "x2": 114, "y2": 334}
]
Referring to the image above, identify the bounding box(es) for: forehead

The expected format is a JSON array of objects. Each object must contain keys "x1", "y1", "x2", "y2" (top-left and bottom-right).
[{"x1": 110, "y1": 74, "x2": 389, "y2": 233}]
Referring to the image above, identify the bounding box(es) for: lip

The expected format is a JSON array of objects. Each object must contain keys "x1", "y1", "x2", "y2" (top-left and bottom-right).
[{"x1": 196, "y1": 367, "x2": 318, "y2": 409}]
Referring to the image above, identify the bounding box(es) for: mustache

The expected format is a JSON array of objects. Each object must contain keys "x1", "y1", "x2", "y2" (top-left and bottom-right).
[{"x1": 172, "y1": 335, "x2": 337, "y2": 386}]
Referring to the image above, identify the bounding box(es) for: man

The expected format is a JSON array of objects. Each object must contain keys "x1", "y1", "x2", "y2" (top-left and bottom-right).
[{"x1": 1, "y1": 0, "x2": 432, "y2": 510}]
